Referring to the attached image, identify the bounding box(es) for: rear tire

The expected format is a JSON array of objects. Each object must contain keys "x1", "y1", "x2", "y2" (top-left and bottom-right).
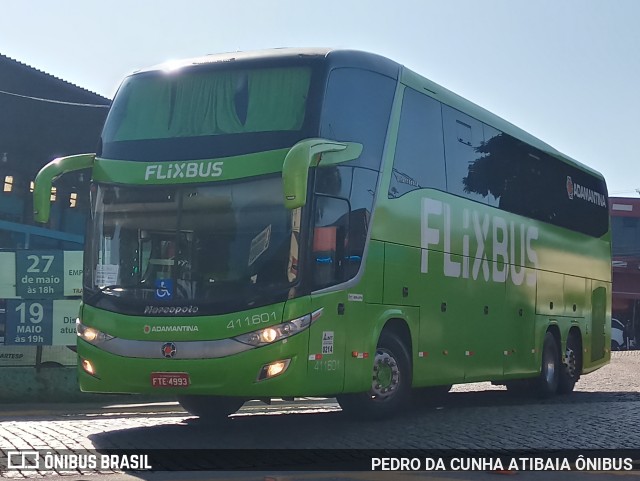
[
  {"x1": 558, "y1": 332, "x2": 582, "y2": 394},
  {"x1": 532, "y1": 331, "x2": 560, "y2": 398},
  {"x1": 337, "y1": 331, "x2": 411, "y2": 419},
  {"x1": 178, "y1": 395, "x2": 244, "y2": 421}
]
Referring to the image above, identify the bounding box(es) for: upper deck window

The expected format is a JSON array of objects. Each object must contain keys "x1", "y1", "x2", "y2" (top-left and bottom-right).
[
  {"x1": 106, "y1": 67, "x2": 310, "y2": 141},
  {"x1": 100, "y1": 64, "x2": 318, "y2": 161}
]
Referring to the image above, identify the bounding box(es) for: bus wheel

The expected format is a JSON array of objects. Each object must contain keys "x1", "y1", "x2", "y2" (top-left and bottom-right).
[
  {"x1": 337, "y1": 331, "x2": 411, "y2": 419},
  {"x1": 532, "y1": 331, "x2": 560, "y2": 398},
  {"x1": 177, "y1": 395, "x2": 244, "y2": 421},
  {"x1": 558, "y1": 332, "x2": 581, "y2": 394}
]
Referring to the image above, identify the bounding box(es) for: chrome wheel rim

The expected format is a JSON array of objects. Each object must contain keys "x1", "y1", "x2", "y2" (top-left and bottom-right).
[
  {"x1": 565, "y1": 346, "x2": 577, "y2": 379},
  {"x1": 370, "y1": 348, "x2": 400, "y2": 401}
]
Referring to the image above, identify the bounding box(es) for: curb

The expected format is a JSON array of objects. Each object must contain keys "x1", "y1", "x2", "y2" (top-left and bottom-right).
[
  {"x1": 0, "y1": 398, "x2": 336, "y2": 418},
  {"x1": 0, "y1": 400, "x2": 184, "y2": 418},
  {"x1": 612, "y1": 350, "x2": 640, "y2": 357}
]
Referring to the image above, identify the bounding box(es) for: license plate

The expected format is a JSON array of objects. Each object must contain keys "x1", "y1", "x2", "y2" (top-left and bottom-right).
[{"x1": 150, "y1": 372, "x2": 190, "y2": 388}]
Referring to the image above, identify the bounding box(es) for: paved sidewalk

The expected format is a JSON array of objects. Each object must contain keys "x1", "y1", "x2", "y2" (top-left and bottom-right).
[
  {"x1": 0, "y1": 401, "x2": 183, "y2": 418},
  {"x1": 1, "y1": 352, "x2": 639, "y2": 479},
  {"x1": 1, "y1": 351, "x2": 638, "y2": 418}
]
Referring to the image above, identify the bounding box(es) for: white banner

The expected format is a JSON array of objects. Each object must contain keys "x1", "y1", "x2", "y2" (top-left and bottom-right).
[
  {"x1": 63, "y1": 251, "x2": 83, "y2": 297},
  {"x1": 0, "y1": 252, "x2": 17, "y2": 298},
  {"x1": 52, "y1": 300, "x2": 81, "y2": 346}
]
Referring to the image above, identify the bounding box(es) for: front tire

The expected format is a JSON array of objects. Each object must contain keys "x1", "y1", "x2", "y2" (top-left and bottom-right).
[
  {"x1": 337, "y1": 331, "x2": 411, "y2": 419},
  {"x1": 178, "y1": 395, "x2": 244, "y2": 421}
]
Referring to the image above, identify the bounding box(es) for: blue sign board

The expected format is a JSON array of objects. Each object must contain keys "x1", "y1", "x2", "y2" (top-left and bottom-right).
[
  {"x1": 15, "y1": 250, "x2": 64, "y2": 299},
  {"x1": 5, "y1": 300, "x2": 53, "y2": 345}
]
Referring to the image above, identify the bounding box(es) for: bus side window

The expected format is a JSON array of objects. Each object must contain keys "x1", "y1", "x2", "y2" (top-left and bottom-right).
[
  {"x1": 312, "y1": 196, "x2": 350, "y2": 289},
  {"x1": 389, "y1": 88, "x2": 446, "y2": 198},
  {"x1": 344, "y1": 207, "x2": 368, "y2": 279},
  {"x1": 442, "y1": 105, "x2": 486, "y2": 204}
]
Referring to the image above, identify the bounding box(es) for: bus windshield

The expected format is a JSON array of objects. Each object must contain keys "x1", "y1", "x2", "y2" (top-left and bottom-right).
[
  {"x1": 85, "y1": 175, "x2": 298, "y2": 314},
  {"x1": 100, "y1": 64, "x2": 316, "y2": 161}
]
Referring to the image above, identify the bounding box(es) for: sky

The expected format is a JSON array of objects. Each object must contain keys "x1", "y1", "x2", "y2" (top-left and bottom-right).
[{"x1": 1, "y1": 0, "x2": 638, "y2": 197}]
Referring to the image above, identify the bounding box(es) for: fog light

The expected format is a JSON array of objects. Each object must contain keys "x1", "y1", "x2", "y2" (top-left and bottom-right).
[
  {"x1": 81, "y1": 358, "x2": 96, "y2": 376},
  {"x1": 257, "y1": 359, "x2": 291, "y2": 381}
]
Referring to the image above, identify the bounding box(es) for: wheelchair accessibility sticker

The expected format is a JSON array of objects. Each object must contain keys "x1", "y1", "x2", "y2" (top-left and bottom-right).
[{"x1": 155, "y1": 279, "x2": 173, "y2": 300}]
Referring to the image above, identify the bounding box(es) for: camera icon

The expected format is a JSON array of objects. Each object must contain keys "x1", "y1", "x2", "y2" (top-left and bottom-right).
[{"x1": 7, "y1": 451, "x2": 39, "y2": 470}]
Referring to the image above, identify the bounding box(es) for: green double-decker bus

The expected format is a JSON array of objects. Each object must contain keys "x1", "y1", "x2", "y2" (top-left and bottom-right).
[{"x1": 34, "y1": 48, "x2": 611, "y2": 420}]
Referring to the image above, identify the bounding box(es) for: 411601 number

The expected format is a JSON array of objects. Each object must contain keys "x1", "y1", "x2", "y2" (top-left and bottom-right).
[{"x1": 226, "y1": 311, "x2": 277, "y2": 329}]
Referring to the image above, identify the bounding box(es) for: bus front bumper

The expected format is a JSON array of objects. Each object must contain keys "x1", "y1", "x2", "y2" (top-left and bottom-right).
[{"x1": 77, "y1": 332, "x2": 312, "y2": 398}]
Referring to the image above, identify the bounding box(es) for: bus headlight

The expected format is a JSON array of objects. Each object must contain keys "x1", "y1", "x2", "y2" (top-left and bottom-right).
[
  {"x1": 77, "y1": 320, "x2": 113, "y2": 345},
  {"x1": 260, "y1": 328, "x2": 278, "y2": 343},
  {"x1": 233, "y1": 308, "x2": 323, "y2": 347}
]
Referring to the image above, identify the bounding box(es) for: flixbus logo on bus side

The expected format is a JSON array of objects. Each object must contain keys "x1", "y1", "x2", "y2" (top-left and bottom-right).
[
  {"x1": 421, "y1": 197, "x2": 539, "y2": 286},
  {"x1": 144, "y1": 161, "x2": 223, "y2": 181}
]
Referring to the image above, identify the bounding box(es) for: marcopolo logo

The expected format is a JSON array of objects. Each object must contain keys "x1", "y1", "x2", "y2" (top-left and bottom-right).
[
  {"x1": 144, "y1": 305, "x2": 199, "y2": 315},
  {"x1": 144, "y1": 161, "x2": 223, "y2": 181}
]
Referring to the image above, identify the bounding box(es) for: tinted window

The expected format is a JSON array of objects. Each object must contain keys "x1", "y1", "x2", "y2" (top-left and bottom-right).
[
  {"x1": 314, "y1": 166, "x2": 377, "y2": 282},
  {"x1": 315, "y1": 165, "x2": 352, "y2": 199},
  {"x1": 312, "y1": 195, "x2": 350, "y2": 289},
  {"x1": 482, "y1": 123, "x2": 501, "y2": 207},
  {"x1": 389, "y1": 88, "x2": 446, "y2": 198},
  {"x1": 442, "y1": 105, "x2": 486, "y2": 203},
  {"x1": 464, "y1": 131, "x2": 609, "y2": 237},
  {"x1": 320, "y1": 68, "x2": 396, "y2": 171}
]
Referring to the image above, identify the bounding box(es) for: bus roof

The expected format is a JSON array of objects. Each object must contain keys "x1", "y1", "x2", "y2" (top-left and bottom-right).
[
  {"x1": 140, "y1": 47, "x2": 333, "y2": 73},
  {"x1": 137, "y1": 48, "x2": 603, "y2": 181},
  {"x1": 140, "y1": 47, "x2": 400, "y2": 78}
]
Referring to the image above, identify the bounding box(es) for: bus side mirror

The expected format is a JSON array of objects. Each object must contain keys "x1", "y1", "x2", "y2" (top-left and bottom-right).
[
  {"x1": 282, "y1": 139, "x2": 362, "y2": 210},
  {"x1": 33, "y1": 153, "x2": 95, "y2": 223}
]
